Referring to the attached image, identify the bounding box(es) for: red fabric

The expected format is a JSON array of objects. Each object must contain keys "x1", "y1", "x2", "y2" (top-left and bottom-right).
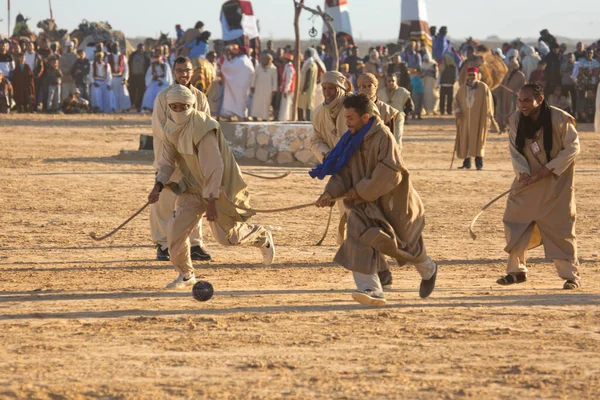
[
  {"x1": 12, "y1": 64, "x2": 35, "y2": 106},
  {"x1": 108, "y1": 53, "x2": 125, "y2": 75},
  {"x1": 280, "y1": 62, "x2": 296, "y2": 93},
  {"x1": 238, "y1": 0, "x2": 254, "y2": 15},
  {"x1": 467, "y1": 67, "x2": 479, "y2": 73}
]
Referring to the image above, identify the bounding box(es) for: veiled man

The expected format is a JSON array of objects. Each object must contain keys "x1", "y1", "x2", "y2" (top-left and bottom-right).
[
  {"x1": 357, "y1": 73, "x2": 401, "y2": 152},
  {"x1": 148, "y1": 85, "x2": 275, "y2": 289},
  {"x1": 151, "y1": 56, "x2": 212, "y2": 262},
  {"x1": 499, "y1": 84, "x2": 581, "y2": 290},
  {"x1": 453, "y1": 67, "x2": 494, "y2": 170},
  {"x1": 250, "y1": 54, "x2": 278, "y2": 121},
  {"x1": 314, "y1": 94, "x2": 438, "y2": 306},
  {"x1": 494, "y1": 57, "x2": 525, "y2": 133}
]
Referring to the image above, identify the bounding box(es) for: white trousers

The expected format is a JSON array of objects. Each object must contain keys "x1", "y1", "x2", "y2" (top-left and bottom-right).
[{"x1": 150, "y1": 188, "x2": 202, "y2": 251}]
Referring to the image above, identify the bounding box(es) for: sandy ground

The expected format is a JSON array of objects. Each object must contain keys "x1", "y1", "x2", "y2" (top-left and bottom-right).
[{"x1": 0, "y1": 113, "x2": 599, "y2": 400}]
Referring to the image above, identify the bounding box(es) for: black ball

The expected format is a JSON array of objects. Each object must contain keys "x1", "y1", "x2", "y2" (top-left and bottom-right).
[{"x1": 192, "y1": 280, "x2": 214, "y2": 302}]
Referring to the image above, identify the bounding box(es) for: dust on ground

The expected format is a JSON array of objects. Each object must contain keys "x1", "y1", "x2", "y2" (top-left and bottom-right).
[{"x1": 0, "y1": 113, "x2": 599, "y2": 399}]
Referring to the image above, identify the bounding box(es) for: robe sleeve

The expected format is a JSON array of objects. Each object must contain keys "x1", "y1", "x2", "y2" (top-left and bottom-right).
[
  {"x1": 156, "y1": 140, "x2": 177, "y2": 184},
  {"x1": 545, "y1": 122, "x2": 580, "y2": 176},
  {"x1": 325, "y1": 170, "x2": 350, "y2": 199},
  {"x1": 270, "y1": 68, "x2": 278, "y2": 93},
  {"x1": 122, "y1": 56, "x2": 129, "y2": 81},
  {"x1": 145, "y1": 65, "x2": 153, "y2": 87},
  {"x1": 354, "y1": 133, "x2": 404, "y2": 202},
  {"x1": 198, "y1": 130, "x2": 224, "y2": 199},
  {"x1": 508, "y1": 122, "x2": 531, "y2": 177},
  {"x1": 453, "y1": 88, "x2": 461, "y2": 114},
  {"x1": 106, "y1": 64, "x2": 113, "y2": 86},
  {"x1": 151, "y1": 93, "x2": 168, "y2": 170},
  {"x1": 310, "y1": 127, "x2": 331, "y2": 162},
  {"x1": 199, "y1": 93, "x2": 210, "y2": 114},
  {"x1": 164, "y1": 64, "x2": 173, "y2": 86}
]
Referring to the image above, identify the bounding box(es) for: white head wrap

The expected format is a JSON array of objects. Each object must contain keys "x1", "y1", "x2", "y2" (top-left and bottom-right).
[{"x1": 167, "y1": 85, "x2": 195, "y2": 124}]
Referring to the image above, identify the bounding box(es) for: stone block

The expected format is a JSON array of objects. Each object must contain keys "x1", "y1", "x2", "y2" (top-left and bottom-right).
[
  {"x1": 246, "y1": 131, "x2": 256, "y2": 148},
  {"x1": 295, "y1": 149, "x2": 316, "y2": 164},
  {"x1": 245, "y1": 147, "x2": 256, "y2": 159},
  {"x1": 303, "y1": 137, "x2": 311, "y2": 149},
  {"x1": 277, "y1": 151, "x2": 294, "y2": 165},
  {"x1": 255, "y1": 147, "x2": 269, "y2": 162},
  {"x1": 289, "y1": 138, "x2": 302, "y2": 153},
  {"x1": 256, "y1": 133, "x2": 270, "y2": 146}
]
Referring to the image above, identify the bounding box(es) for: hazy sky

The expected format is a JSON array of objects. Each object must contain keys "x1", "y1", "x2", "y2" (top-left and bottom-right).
[{"x1": 1, "y1": 0, "x2": 599, "y2": 42}]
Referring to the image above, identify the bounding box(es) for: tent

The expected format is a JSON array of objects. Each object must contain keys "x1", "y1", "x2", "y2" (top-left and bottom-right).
[
  {"x1": 399, "y1": 0, "x2": 431, "y2": 50},
  {"x1": 321, "y1": 0, "x2": 354, "y2": 46}
]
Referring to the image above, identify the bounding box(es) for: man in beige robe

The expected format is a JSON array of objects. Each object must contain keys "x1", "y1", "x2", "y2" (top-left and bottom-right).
[
  {"x1": 297, "y1": 49, "x2": 318, "y2": 121},
  {"x1": 377, "y1": 74, "x2": 412, "y2": 150},
  {"x1": 149, "y1": 85, "x2": 275, "y2": 289},
  {"x1": 311, "y1": 71, "x2": 353, "y2": 245},
  {"x1": 357, "y1": 73, "x2": 402, "y2": 152},
  {"x1": 315, "y1": 94, "x2": 437, "y2": 306},
  {"x1": 453, "y1": 67, "x2": 494, "y2": 170},
  {"x1": 494, "y1": 57, "x2": 525, "y2": 133},
  {"x1": 250, "y1": 54, "x2": 277, "y2": 121},
  {"x1": 151, "y1": 56, "x2": 211, "y2": 261},
  {"x1": 499, "y1": 84, "x2": 581, "y2": 289}
]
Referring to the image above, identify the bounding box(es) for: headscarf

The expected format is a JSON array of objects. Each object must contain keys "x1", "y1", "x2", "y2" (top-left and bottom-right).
[
  {"x1": 166, "y1": 85, "x2": 195, "y2": 125},
  {"x1": 260, "y1": 53, "x2": 273, "y2": 67},
  {"x1": 516, "y1": 99, "x2": 553, "y2": 161},
  {"x1": 321, "y1": 70, "x2": 353, "y2": 93},
  {"x1": 357, "y1": 73, "x2": 378, "y2": 99},
  {"x1": 441, "y1": 53, "x2": 456, "y2": 72},
  {"x1": 369, "y1": 49, "x2": 379, "y2": 63},
  {"x1": 494, "y1": 47, "x2": 505, "y2": 60}
]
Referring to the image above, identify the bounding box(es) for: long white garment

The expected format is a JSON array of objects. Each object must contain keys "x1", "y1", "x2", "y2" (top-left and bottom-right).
[
  {"x1": 89, "y1": 61, "x2": 115, "y2": 113},
  {"x1": 106, "y1": 52, "x2": 131, "y2": 111},
  {"x1": 142, "y1": 62, "x2": 173, "y2": 111},
  {"x1": 521, "y1": 45, "x2": 541, "y2": 83},
  {"x1": 595, "y1": 83, "x2": 600, "y2": 134},
  {"x1": 221, "y1": 54, "x2": 255, "y2": 118},
  {"x1": 250, "y1": 64, "x2": 277, "y2": 119},
  {"x1": 279, "y1": 62, "x2": 295, "y2": 121}
]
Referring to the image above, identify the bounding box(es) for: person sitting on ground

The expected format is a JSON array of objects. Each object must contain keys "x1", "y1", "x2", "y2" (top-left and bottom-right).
[{"x1": 62, "y1": 88, "x2": 89, "y2": 114}]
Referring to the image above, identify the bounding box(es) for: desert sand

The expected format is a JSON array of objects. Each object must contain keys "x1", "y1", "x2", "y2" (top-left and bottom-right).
[{"x1": 0, "y1": 113, "x2": 599, "y2": 399}]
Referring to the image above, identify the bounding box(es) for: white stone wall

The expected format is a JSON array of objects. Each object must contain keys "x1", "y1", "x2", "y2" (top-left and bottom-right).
[{"x1": 220, "y1": 122, "x2": 320, "y2": 166}]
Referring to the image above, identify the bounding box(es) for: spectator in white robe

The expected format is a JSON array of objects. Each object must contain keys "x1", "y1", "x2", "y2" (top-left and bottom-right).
[
  {"x1": 220, "y1": 45, "x2": 255, "y2": 119},
  {"x1": 521, "y1": 45, "x2": 542, "y2": 83},
  {"x1": 106, "y1": 43, "x2": 131, "y2": 112},
  {"x1": 250, "y1": 53, "x2": 278, "y2": 121},
  {"x1": 422, "y1": 54, "x2": 440, "y2": 115},
  {"x1": 278, "y1": 53, "x2": 296, "y2": 121},
  {"x1": 142, "y1": 50, "x2": 173, "y2": 112},
  {"x1": 88, "y1": 51, "x2": 115, "y2": 113}
]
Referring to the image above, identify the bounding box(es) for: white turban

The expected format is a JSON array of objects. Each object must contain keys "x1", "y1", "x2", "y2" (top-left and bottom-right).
[{"x1": 167, "y1": 84, "x2": 195, "y2": 105}]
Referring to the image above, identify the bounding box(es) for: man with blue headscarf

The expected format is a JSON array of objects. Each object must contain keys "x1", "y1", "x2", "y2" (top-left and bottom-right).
[{"x1": 312, "y1": 93, "x2": 438, "y2": 306}]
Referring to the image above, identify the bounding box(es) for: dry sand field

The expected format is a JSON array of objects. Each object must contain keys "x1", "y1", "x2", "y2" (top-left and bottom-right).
[{"x1": 0, "y1": 113, "x2": 599, "y2": 399}]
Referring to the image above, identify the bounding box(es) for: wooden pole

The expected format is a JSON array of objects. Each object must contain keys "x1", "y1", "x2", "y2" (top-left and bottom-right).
[
  {"x1": 7, "y1": 0, "x2": 10, "y2": 38},
  {"x1": 295, "y1": 2, "x2": 339, "y2": 72},
  {"x1": 292, "y1": 0, "x2": 303, "y2": 121}
]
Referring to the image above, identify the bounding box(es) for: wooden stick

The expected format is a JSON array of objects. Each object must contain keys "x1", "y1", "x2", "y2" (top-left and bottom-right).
[
  {"x1": 242, "y1": 171, "x2": 291, "y2": 180},
  {"x1": 468, "y1": 189, "x2": 511, "y2": 240},
  {"x1": 89, "y1": 201, "x2": 150, "y2": 241},
  {"x1": 450, "y1": 119, "x2": 458, "y2": 170},
  {"x1": 315, "y1": 206, "x2": 334, "y2": 246},
  {"x1": 220, "y1": 187, "x2": 343, "y2": 213}
]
